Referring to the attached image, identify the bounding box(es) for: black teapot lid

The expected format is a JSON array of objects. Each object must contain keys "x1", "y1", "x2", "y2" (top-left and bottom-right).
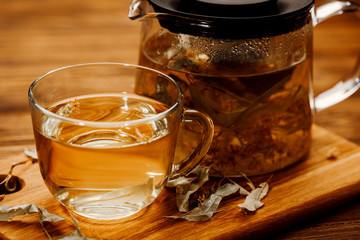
[{"x1": 148, "y1": 0, "x2": 314, "y2": 38}]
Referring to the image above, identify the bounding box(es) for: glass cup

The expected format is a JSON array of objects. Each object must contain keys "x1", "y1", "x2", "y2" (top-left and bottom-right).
[{"x1": 28, "y1": 63, "x2": 214, "y2": 220}]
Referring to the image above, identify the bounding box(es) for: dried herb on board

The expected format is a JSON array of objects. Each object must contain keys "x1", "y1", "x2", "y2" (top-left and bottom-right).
[
  {"x1": 3, "y1": 148, "x2": 271, "y2": 237},
  {"x1": 165, "y1": 182, "x2": 240, "y2": 221},
  {"x1": 0, "y1": 204, "x2": 91, "y2": 239},
  {"x1": 165, "y1": 166, "x2": 271, "y2": 221},
  {"x1": 238, "y1": 182, "x2": 269, "y2": 212},
  {"x1": 0, "y1": 149, "x2": 38, "y2": 195},
  {"x1": 171, "y1": 166, "x2": 210, "y2": 212},
  {"x1": 0, "y1": 204, "x2": 64, "y2": 222},
  {"x1": 237, "y1": 173, "x2": 271, "y2": 212}
]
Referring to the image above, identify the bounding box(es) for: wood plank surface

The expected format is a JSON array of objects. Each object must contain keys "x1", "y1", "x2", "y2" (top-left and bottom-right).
[
  {"x1": 1, "y1": 0, "x2": 360, "y2": 239},
  {"x1": 0, "y1": 125, "x2": 360, "y2": 240}
]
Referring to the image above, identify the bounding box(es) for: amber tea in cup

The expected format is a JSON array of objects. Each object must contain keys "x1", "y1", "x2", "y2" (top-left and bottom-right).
[{"x1": 28, "y1": 63, "x2": 214, "y2": 220}]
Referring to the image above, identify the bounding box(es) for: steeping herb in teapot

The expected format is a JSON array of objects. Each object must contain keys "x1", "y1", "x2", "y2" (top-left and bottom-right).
[{"x1": 138, "y1": 29, "x2": 312, "y2": 176}]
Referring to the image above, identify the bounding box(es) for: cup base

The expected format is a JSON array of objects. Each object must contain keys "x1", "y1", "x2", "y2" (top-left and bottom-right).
[
  {"x1": 53, "y1": 183, "x2": 161, "y2": 220},
  {"x1": 70, "y1": 202, "x2": 154, "y2": 220}
]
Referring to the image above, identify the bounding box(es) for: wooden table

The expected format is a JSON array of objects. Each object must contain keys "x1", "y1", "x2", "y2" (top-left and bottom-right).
[{"x1": 0, "y1": 0, "x2": 359, "y2": 239}]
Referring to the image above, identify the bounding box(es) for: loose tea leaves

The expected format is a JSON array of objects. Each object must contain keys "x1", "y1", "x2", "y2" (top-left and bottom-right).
[
  {"x1": 215, "y1": 182, "x2": 241, "y2": 198},
  {"x1": 174, "y1": 166, "x2": 210, "y2": 212},
  {"x1": 0, "y1": 204, "x2": 92, "y2": 239},
  {"x1": 165, "y1": 194, "x2": 222, "y2": 221},
  {"x1": 238, "y1": 181, "x2": 269, "y2": 212},
  {"x1": 165, "y1": 182, "x2": 240, "y2": 221},
  {"x1": 166, "y1": 166, "x2": 271, "y2": 221},
  {"x1": 0, "y1": 204, "x2": 65, "y2": 239},
  {"x1": 0, "y1": 204, "x2": 64, "y2": 222}
]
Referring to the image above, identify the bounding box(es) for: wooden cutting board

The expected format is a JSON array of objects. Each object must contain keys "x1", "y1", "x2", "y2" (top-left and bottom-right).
[{"x1": 1, "y1": 125, "x2": 360, "y2": 240}]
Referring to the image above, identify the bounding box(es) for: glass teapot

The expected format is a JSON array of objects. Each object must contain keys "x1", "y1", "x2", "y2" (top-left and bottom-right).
[{"x1": 129, "y1": 0, "x2": 360, "y2": 176}]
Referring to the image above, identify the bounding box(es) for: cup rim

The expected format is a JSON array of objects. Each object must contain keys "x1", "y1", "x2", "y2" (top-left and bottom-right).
[{"x1": 28, "y1": 62, "x2": 184, "y2": 128}]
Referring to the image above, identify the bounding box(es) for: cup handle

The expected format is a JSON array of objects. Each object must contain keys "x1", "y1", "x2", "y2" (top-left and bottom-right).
[
  {"x1": 313, "y1": 0, "x2": 360, "y2": 111},
  {"x1": 169, "y1": 109, "x2": 214, "y2": 180}
]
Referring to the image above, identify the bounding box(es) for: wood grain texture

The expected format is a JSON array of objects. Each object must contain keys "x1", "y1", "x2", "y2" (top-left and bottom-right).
[
  {"x1": 0, "y1": 125, "x2": 360, "y2": 240},
  {"x1": 0, "y1": 0, "x2": 360, "y2": 239}
]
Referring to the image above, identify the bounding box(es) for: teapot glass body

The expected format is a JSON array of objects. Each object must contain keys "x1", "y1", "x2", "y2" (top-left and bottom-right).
[{"x1": 130, "y1": 0, "x2": 360, "y2": 176}]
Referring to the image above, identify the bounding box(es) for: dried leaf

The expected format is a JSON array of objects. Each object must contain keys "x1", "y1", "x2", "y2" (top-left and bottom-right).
[
  {"x1": 0, "y1": 204, "x2": 92, "y2": 239},
  {"x1": 38, "y1": 207, "x2": 66, "y2": 223},
  {"x1": 0, "y1": 204, "x2": 65, "y2": 239},
  {"x1": 174, "y1": 166, "x2": 210, "y2": 212},
  {"x1": 24, "y1": 148, "x2": 38, "y2": 160},
  {"x1": 0, "y1": 204, "x2": 60, "y2": 221},
  {"x1": 239, "y1": 186, "x2": 250, "y2": 195},
  {"x1": 167, "y1": 166, "x2": 210, "y2": 188},
  {"x1": 166, "y1": 168, "x2": 271, "y2": 221},
  {"x1": 238, "y1": 182, "x2": 269, "y2": 211},
  {"x1": 166, "y1": 194, "x2": 222, "y2": 221},
  {"x1": 214, "y1": 183, "x2": 240, "y2": 198},
  {"x1": 38, "y1": 207, "x2": 66, "y2": 239},
  {"x1": 240, "y1": 172, "x2": 256, "y2": 190},
  {"x1": 165, "y1": 182, "x2": 240, "y2": 221}
]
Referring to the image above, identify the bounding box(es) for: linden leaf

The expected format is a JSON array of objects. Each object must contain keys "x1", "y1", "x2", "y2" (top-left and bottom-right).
[
  {"x1": 38, "y1": 207, "x2": 66, "y2": 223},
  {"x1": 165, "y1": 182, "x2": 240, "y2": 221},
  {"x1": 239, "y1": 186, "x2": 250, "y2": 195},
  {"x1": 0, "y1": 204, "x2": 92, "y2": 239},
  {"x1": 214, "y1": 183, "x2": 240, "y2": 198},
  {"x1": 165, "y1": 194, "x2": 222, "y2": 221},
  {"x1": 174, "y1": 166, "x2": 210, "y2": 212},
  {"x1": 0, "y1": 204, "x2": 66, "y2": 239},
  {"x1": 238, "y1": 182, "x2": 269, "y2": 211},
  {"x1": 0, "y1": 204, "x2": 57, "y2": 221}
]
